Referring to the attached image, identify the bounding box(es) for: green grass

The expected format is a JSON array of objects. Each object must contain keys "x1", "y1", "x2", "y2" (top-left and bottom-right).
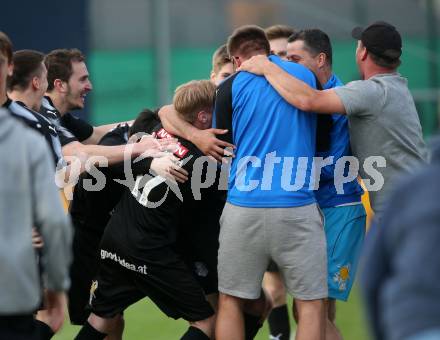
[
  {"x1": 54, "y1": 285, "x2": 370, "y2": 339},
  {"x1": 334, "y1": 285, "x2": 371, "y2": 340}
]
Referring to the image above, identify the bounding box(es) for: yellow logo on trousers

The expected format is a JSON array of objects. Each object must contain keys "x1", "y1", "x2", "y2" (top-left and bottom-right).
[
  {"x1": 333, "y1": 264, "x2": 350, "y2": 291},
  {"x1": 89, "y1": 280, "x2": 98, "y2": 305}
]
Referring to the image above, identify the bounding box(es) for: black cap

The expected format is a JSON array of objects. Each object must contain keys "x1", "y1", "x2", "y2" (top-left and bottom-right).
[{"x1": 351, "y1": 21, "x2": 402, "y2": 61}]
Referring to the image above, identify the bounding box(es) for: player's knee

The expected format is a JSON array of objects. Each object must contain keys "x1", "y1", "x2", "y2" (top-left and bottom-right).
[
  {"x1": 263, "y1": 273, "x2": 287, "y2": 306},
  {"x1": 267, "y1": 286, "x2": 286, "y2": 307},
  {"x1": 219, "y1": 293, "x2": 244, "y2": 309},
  {"x1": 243, "y1": 289, "x2": 272, "y2": 321},
  {"x1": 88, "y1": 312, "x2": 122, "y2": 334},
  {"x1": 295, "y1": 298, "x2": 325, "y2": 321}
]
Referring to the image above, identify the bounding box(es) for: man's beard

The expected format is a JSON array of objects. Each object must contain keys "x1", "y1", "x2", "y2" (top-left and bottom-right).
[{"x1": 66, "y1": 93, "x2": 83, "y2": 111}]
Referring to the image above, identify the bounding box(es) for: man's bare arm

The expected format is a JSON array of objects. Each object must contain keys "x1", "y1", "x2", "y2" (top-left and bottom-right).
[
  {"x1": 158, "y1": 104, "x2": 199, "y2": 140},
  {"x1": 62, "y1": 137, "x2": 175, "y2": 166},
  {"x1": 238, "y1": 55, "x2": 346, "y2": 115},
  {"x1": 159, "y1": 105, "x2": 235, "y2": 162}
]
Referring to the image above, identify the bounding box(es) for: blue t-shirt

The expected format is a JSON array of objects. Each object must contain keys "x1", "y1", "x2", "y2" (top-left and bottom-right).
[
  {"x1": 214, "y1": 55, "x2": 318, "y2": 208},
  {"x1": 315, "y1": 74, "x2": 363, "y2": 207}
]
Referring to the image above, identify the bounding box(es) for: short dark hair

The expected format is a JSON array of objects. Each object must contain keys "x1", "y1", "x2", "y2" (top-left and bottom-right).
[
  {"x1": 288, "y1": 29, "x2": 333, "y2": 65},
  {"x1": 0, "y1": 31, "x2": 13, "y2": 64},
  {"x1": 368, "y1": 47, "x2": 401, "y2": 69},
  {"x1": 265, "y1": 25, "x2": 295, "y2": 41},
  {"x1": 227, "y1": 25, "x2": 270, "y2": 58},
  {"x1": 212, "y1": 44, "x2": 231, "y2": 74},
  {"x1": 7, "y1": 50, "x2": 45, "y2": 91},
  {"x1": 45, "y1": 48, "x2": 85, "y2": 91},
  {"x1": 129, "y1": 108, "x2": 160, "y2": 136}
]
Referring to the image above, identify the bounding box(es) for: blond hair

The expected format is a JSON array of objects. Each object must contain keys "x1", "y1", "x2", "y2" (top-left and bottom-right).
[
  {"x1": 265, "y1": 25, "x2": 295, "y2": 41},
  {"x1": 173, "y1": 80, "x2": 216, "y2": 123},
  {"x1": 212, "y1": 44, "x2": 231, "y2": 74}
]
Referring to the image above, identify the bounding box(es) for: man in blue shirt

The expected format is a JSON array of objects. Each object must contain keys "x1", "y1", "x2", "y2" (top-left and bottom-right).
[
  {"x1": 285, "y1": 29, "x2": 366, "y2": 340},
  {"x1": 214, "y1": 25, "x2": 327, "y2": 340},
  {"x1": 238, "y1": 22, "x2": 426, "y2": 217}
]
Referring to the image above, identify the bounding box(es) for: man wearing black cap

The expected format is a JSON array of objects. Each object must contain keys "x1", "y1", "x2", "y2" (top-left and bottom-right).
[{"x1": 238, "y1": 21, "x2": 427, "y2": 216}]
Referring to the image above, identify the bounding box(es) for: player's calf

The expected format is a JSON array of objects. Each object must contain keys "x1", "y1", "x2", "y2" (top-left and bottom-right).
[
  {"x1": 216, "y1": 293, "x2": 246, "y2": 340},
  {"x1": 294, "y1": 298, "x2": 325, "y2": 340}
]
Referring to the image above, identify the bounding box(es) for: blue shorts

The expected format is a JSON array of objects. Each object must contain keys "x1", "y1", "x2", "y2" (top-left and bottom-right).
[{"x1": 322, "y1": 204, "x2": 366, "y2": 301}]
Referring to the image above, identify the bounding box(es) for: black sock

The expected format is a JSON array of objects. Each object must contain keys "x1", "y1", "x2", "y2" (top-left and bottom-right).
[
  {"x1": 34, "y1": 319, "x2": 54, "y2": 340},
  {"x1": 75, "y1": 321, "x2": 107, "y2": 340},
  {"x1": 268, "y1": 304, "x2": 290, "y2": 340},
  {"x1": 244, "y1": 313, "x2": 263, "y2": 340},
  {"x1": 180, "y1": 326, "x2": 209, "y2": 340}
]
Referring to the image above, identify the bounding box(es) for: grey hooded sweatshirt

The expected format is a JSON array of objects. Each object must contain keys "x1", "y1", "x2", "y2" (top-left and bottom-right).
[{"x1": 0, "y1": 108, "x2": 72, "y2": 314}]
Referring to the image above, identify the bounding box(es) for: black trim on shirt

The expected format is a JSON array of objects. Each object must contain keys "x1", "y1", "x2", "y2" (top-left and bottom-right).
[
  {"x1": 214, "y1": 73, "x2": 240, "y2": 144},
  {"x1": 313, "y1": 75, "x2": 332, "y2": 153}
]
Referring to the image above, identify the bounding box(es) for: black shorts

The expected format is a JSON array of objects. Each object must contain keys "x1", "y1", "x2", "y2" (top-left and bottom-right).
[
  {"x1": 177, "y1": 216, "x2": 220, "y2": 296},
  {"x1": 68, "y1": 224, "x2": 103, "y2": 325},
  {"x1": 90, "y1": 245, "x2": 214, "y2": 322}
]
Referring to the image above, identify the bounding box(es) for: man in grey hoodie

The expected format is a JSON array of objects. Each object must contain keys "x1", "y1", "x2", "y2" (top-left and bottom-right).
[
  {"x1": 0, "y1": 31, "x2": 72, "y2": 340},
  {"x1": 360, "y1": 137, "x2": 440, "y2": 340}
]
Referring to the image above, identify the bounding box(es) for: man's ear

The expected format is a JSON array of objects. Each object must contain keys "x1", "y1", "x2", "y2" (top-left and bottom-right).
[
  {"x1": 32, "y1": 76, "x2": 40, "y2": 90},
  {"x1": 317, "y1": 52, "x2": 326, "y2": 68},
  {"x1": 210, "y1": 71, "x2": 216, "y2": 82},
  {"x1": 234, "y1": 56, "x2": 242, "y2": 68},
  {"x1": 53, "y1": 79, "x2": 67, "y2": 93},
  {"x1": 361, "y1": 47, "x2": 368, "y2": 61},
  {"x1": 198, "y1": 110, "x2": 208, "y2": 123},
  {"x1": 230, "y1": 56, "x2": 241, "y2": 71},
  {"x1": 7, "y1": 62, "x2": 13, "y2": 77}
]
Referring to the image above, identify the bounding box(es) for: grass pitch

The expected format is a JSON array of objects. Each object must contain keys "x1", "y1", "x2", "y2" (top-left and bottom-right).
[{"x1": 54, "y1": 285, "x2": 371, "y2": 339}]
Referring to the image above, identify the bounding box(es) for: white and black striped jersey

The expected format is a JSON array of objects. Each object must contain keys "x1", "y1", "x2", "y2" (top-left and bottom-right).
[
  {"x1": 40, "y1": 96, "x2": 94, "y2": 144},
  {"x1": 39, "y1": 96, "x2": 80, "y2": 146}
]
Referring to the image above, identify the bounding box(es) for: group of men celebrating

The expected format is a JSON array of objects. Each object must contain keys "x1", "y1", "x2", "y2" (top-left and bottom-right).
[{"x1": 0, "y1": 18, "x2": 427, "y2": 340}]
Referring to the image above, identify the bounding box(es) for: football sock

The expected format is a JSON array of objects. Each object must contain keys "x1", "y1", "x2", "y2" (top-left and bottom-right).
[
  {"x1": 34, "y1": 319, "x2": 54, "y2": 340},
  {"x1": 244, "y1": 312, "x2": 263, "y2": 340},
  {"x1": 75, "y1": 321, "x2": 107, "y2": 340},
  {"x1": 268, "y1": 304, "x2": 290, "y2": 340},
  {"x1": 180, "y1": 326, "x2": 210, "y2": 340}
]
